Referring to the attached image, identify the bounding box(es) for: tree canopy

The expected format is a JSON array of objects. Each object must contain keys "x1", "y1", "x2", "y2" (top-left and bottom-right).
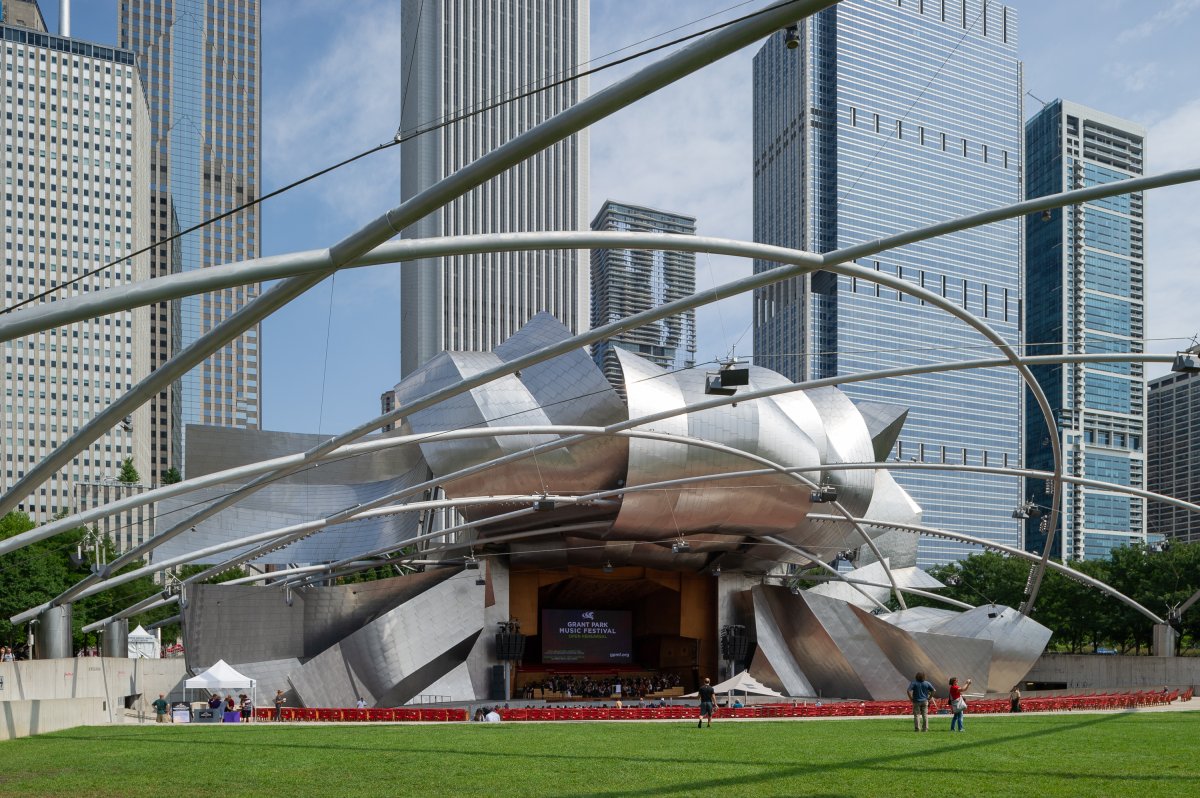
[{"x1": 117, "y1": 457, "x2": 141, "y2": 484}]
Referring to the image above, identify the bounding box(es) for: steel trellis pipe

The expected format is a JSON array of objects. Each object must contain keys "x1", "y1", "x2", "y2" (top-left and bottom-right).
[{"x1": 3, "y1": 169, "x2": 1197, "y2": 341}]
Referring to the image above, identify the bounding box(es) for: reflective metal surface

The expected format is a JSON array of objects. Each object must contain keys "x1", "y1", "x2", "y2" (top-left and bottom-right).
[
  {"x1": 35, "y1": 605, "x2": 73, "y2": 660},
  {"x1": 747, "y1": 584, "x2": 1049, "y2": 700},
  {"x1": 101, "y1": 620, "x2": 129, "y2": 659}
]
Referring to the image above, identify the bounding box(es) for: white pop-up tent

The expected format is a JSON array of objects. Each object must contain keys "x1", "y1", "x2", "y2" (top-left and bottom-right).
[
  {"x1": 127, "y1": 625, "x2": 158, "y2": 659},
  {"x1": 685, "y1": 670, "x2": 784, "y2": 700},
  {"x1": 185, "y1": 660, "x2": 257, "y2": 720}
]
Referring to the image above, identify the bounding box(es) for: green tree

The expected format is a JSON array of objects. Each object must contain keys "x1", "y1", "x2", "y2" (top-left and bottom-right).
[
  {"x1": 0, "y1": 512, "x2": 86, "y2": 649},
  {"x1": 117, "y1": 457, "x2": 141, "y2": 484},
  {"x1": 160, "y1": 467, "x2": 182, "y2": 485}
]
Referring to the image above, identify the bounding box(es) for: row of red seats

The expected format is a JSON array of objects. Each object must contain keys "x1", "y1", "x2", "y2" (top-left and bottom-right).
[
  {"x1": 243, "y1": 689, "x2": 1180, "y2": 724},
  {"x1": 252, "y1": 707, "x2": 467, "y2": 722},
  {"x1": 495, "y1": 690, "x2": 1180, "y2": 722}
]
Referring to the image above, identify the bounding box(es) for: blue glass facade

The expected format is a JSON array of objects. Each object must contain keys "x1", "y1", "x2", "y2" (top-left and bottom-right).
[
  {"x1": 1023, "y1": 100, "x2": 1146, "y2": 560},
  {"x1": 753, "y1": 0, "x2": 1023, "y2": 566},
  {"x1": 121, "y1": 0, "x2": 261, "y2": 481}
]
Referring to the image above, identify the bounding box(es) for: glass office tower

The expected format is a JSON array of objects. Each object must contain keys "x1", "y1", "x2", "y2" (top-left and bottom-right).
[
  {"x1": 1023, "y1": 100, "x2": 1146, "y2": 561},
  {"x1": 590, "y1": 200, "x2": 697, "y2": 393},
  {"x1": 1148, "y1": 369, "x2": 1200, "y2": 545},
  {"x1": 120, "y1": 0, "x2": 261, "y2": 482},
  {"x1": 752, "y1": 0, "x2": 1023, "y2": 565}
]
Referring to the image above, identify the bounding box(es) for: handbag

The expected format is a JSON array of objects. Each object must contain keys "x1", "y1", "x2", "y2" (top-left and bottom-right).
[{"x1": 954, "y1": 697, "x2": 967, "y2": 712}]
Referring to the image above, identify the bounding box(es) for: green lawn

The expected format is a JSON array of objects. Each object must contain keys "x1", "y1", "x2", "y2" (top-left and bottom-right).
[{"x1": 1, "y1": 712, "x2": 1196, "y2": 797}]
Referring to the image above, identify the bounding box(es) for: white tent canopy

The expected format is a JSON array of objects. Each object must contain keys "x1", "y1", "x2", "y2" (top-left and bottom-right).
[
  {"x1": 185, "y1": 660, "x2": 257, "y2": 721},
  {"x1": 685, "y1": 670, "x2": 784, "y2": 698},
  {"x1": 127, "y1": 625, "x2": 158, "y2": 659},
  {"x1": 185, "y1": 659, "x2": 255, "y2": 691}
]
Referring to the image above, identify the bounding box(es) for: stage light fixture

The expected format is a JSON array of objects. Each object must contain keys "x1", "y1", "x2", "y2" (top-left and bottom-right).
[
  {"x1": 1171, "y1": 351, "x2": 1200, "y2": 374},
  {"x1": 1012, "y1": 501, "x2": 1044, "y2": 520},
  {"x1": 464, "y1": 557, "x2": 479, "y2": 570},
  {"x1": 671, "y1": 539, "x2": 691, "y2": 554},
  {"x1": 476, "y1": 577, "x2": 487, "y2": 586},
  {"x1": 810, "y1": 486, "x2": 838, "y2": 503},
  {"x1": 534, "y1": 497, "x2": 556, "y2": 511},
  {"x1": 705, "y1": 361, "x2": 749, "y2": 396}
]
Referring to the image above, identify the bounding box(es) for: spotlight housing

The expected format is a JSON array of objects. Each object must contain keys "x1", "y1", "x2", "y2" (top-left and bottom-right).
[
  {"x1": 1171, "y1": 351, "x2": 1200, "y2": 374},
  {"x1": 810, "y1": 486, "x2": 838, "y2": 504},
  {"x1": 783, "y1": 24, "x2": 800, "y2": 49},
  {"x1": 671, "y1": 539, "x2": 691, "y2": 554}
]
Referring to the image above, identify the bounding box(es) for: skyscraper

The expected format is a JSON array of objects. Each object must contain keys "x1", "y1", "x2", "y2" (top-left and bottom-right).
[
  {"x1": 399, "y1": 0, "x2": 589, "y2": 377},
  {"x1": 1024, "y1": 100, "x2": 1146, "y2": 561},
  {"x1": 1, "y1": 6, "x2": 152, "y2": 520},
  {"x1": 119, "y1": 0, "x2": 262, "y2": 482},
  {"x1": 752, "y1": 0, "x2": 1024, "y2": 565},
  {"x1": 590, "y1": 200, "x2": 696, "y2": 392},
  {"x1": 1147, "y1": 367, "x2": 1199, "y2": 545}
]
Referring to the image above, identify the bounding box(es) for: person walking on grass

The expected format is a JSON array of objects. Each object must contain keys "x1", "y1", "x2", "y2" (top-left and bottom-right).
[
  {"x1": 948, "y1": 677, "x2": 971, "y2": 732},
  {"x1": 697, "y1": 677, "x2": 716, "y2": 728},
  {"x1": 907, "y1": 672, "x2": 935, "y2": 732}
]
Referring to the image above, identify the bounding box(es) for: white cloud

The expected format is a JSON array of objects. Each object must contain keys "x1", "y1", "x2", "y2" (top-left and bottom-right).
[
  {"x1": 1143, "y1": 97, "x2": 1200, "y2": 377},
  {"x1": 1108, "y1": 61, "x2": 1160, "y2": 93},
  {"x1": 262, "y1": 0, "x2": 404, "y2": 229},
  {"x1": 1116, "y1": 0, "x2": 1200, "y2": 42}
]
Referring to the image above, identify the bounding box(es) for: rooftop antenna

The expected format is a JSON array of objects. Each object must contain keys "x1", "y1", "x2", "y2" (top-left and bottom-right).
[{"x1": 60, "y1": 0, "x2": 70, "y2": 37}]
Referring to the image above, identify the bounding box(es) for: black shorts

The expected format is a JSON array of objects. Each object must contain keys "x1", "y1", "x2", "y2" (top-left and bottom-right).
[{"x1": 700, "y1": 701, "x2": 715, "y2": 716}]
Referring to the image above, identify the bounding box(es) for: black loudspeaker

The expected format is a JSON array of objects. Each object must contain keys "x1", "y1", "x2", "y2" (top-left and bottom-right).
[
  {"x1": 488, "y1": 665, "x2": 506, "y2": 701},
  {"x1": 495, "y1": 632, "x2": 526, "y2": 661},
  {"x1": 720, "y1": 626, "x2": 751, "y2": 662}
]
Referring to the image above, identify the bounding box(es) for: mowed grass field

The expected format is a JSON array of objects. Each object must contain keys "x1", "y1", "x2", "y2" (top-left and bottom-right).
[{"x1": 1, "y1": 711, "x2": 1196, "y2": 797}]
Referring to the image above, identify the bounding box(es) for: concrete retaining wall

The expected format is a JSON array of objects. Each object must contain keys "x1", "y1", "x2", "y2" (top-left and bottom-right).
[
  {"x1": 1026, "y1": 653, "x2": 1200, "y2": 690},
  {"x1": 0, "y1": 697, "x2": 110, "y2": 742},
  {"x1": 0, "y1": 657, "x2": 188, "y2": 739}
]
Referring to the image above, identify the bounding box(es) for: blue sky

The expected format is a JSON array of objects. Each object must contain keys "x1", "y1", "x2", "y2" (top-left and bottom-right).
[{"x1": 53, "y1": 1, "x2": 1200, "y2": 436}]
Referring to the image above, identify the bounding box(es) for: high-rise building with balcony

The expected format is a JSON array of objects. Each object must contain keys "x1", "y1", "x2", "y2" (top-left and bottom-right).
[
  {"x1": 1147, "y1": 367, "x2": 1199, "y2": 545},
  {"x1": 119, "y1": 0, "x2": 262, "y2": 482},
  {"x1": 1024, "y1": 100, "x2": 1146, "y2": 560},
  {"x1": 1, "y1": 8, "x2": 153, "y2": 521},
  {"x1": 590, "y1": 200, "x2": 696, "y2": 392},
  {"x1": 752, "y1": 0, "x2": 1023, "y2": 566},
  {"x1": 399, "y1": 0, "x2": 589, "y2": 377}
]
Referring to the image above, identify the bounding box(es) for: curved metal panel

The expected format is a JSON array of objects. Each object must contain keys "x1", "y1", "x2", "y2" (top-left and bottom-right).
[
  {"x1": 802, "y1": 387, "x2": 876, "y2": 518},
  {"x1": 614, "y1": 353, "x2": 825, "y2": 539},
  {"x1": 854, "y1": 469, "x2": 924, "y2": 569},
  {"x1": 929, "y1": 605, "x2": 1053, "y2": 694},
  {"x1": 396, "y1": 350, "x2": 624, "y2": 518}
]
